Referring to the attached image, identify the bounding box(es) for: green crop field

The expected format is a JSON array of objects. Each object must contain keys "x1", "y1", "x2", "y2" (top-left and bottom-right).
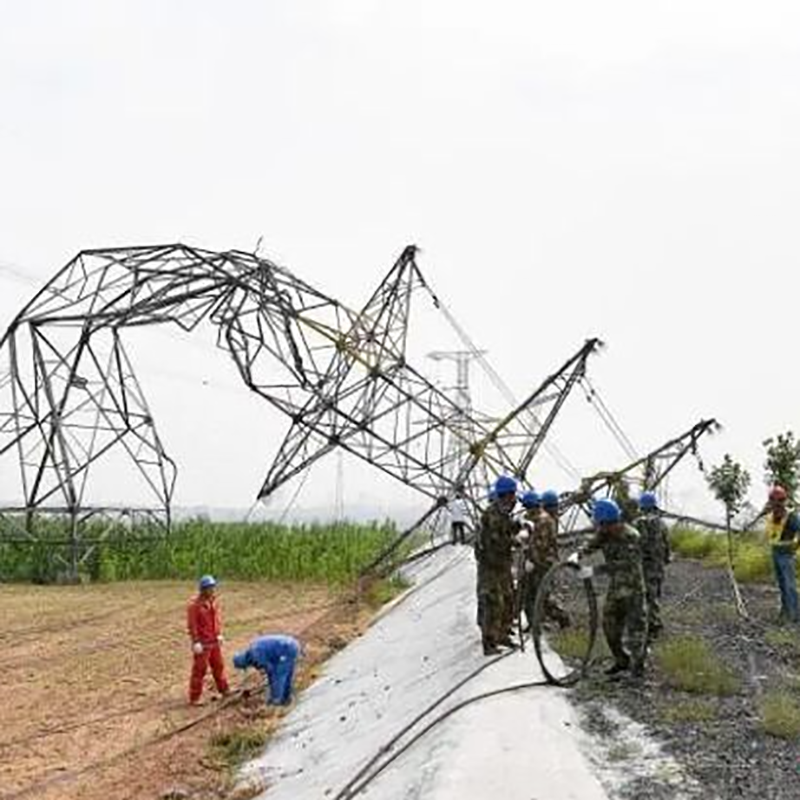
[{"x1": 0, "y1": 517, "x2": 411, "y2": 585}]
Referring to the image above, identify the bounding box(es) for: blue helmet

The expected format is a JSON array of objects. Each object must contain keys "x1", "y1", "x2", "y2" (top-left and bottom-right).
[
  {"x1": 233, "y1": 650, "x2": 252, "y2": 670},
  {"x1": 199, "y1": 574, "x2": 217, "y2": 591},
  {"x1": 521, "y1": 490, "x2": 541, "y2": 509},
  {"x1": 540, "y1": 490, "x2": 559, "y2": 508},
  {"x1": 639, "y1": 492, "x2": 658, "y2": 511},
  {"x1": 493, "y1": 475, "x2": 518, "y2": 497},
  {"x1": 592, "y1": 498, "x2": 621, "y2": 524}
]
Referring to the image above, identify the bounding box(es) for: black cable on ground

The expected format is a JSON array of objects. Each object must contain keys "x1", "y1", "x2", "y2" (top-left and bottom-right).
[
  {"x1": 335, "y1": 674, "x2": 549, "y2": 799},
  {"x1": 531, "y1": 560, "x2": 599, "y2": 687},
  {"x1": 333, "y1": 649, "x2": 517, "y2": 800}
]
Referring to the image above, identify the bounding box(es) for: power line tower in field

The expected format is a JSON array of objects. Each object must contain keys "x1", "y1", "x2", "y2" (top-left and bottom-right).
[{"x1": 426, "y1": 350, "x2": 486, "y2": 489}]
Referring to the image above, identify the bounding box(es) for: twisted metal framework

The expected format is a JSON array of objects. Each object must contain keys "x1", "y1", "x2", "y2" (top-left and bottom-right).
[
  {"x1": 559, "y1": 418, "x2": 720, "y2": 525},
  {"x1": 0, "y1": 243, "x2": 601, "y2": 569}
]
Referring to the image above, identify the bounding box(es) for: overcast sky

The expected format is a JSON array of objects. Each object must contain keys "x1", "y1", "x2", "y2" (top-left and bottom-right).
[{"x1": 1, "y1": 1, "x2": 799, "y2": 520}]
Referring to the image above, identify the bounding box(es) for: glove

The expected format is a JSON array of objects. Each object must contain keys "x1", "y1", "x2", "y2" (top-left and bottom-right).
[
  {"x1": 524, "y1": 560, "x2": 535, "y2": 574},
  {"x1": 192, "y1": 641, "x2": 204, "y2": 655},
  {"x1": 566, "y1": 551, "x2": 581, "y2": 568}
]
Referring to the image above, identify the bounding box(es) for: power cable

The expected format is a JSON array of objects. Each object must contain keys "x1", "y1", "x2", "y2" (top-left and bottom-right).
[
  {"x1": 434, "y1": 300, "x2": 582, "y2": 482},
  {"x1": 579, "y1": 376, "x2": 638, "y2": 461}
]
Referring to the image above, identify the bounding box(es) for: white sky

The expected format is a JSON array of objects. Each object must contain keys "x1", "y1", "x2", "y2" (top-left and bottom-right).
[{"x1": 1, "y1": 1, "x2": 799, "y2": 519}]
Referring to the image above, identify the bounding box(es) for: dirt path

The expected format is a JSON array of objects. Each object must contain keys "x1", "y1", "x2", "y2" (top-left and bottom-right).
[{"x1": 0, "y1": 580, "x2": 367, "y2": 800}]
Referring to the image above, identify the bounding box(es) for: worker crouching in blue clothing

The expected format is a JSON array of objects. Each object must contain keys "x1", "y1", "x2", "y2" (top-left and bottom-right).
[{"x1": 233, "y1": 635, "x2": 302, "y2": 705}]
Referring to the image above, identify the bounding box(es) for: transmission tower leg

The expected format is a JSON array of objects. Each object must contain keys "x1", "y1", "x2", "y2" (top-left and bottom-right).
[{"x1": 68, "y1": 509, "x2": 80, "y2": 583}]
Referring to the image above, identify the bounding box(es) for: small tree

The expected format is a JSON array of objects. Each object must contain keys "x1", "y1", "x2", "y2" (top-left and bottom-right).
[
  {"x1": 764, "y1": 431, "x2": 800, "y2": 502},
  {"x1": 707, "y1": 454, "x2": 751, "y2": 617}
]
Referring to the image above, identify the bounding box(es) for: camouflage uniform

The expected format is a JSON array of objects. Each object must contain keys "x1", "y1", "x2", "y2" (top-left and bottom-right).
[
  {"x1": 475, "y1": 501, "x2": 518, "y2": 650},
  {"x1": 635, "y1": 512, "x2": 670, "y2": 637},
  {"x1": 522, "y1": 508, "x2": 569, "y2": 629},
  {"x1": 583, "y1": 523, "x2": 648, "y2": 670}
]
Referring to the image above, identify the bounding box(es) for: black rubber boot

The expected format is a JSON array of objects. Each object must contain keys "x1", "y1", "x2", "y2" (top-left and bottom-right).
[{"x1": 605, "y1": 658, "x2": 630, "y2": 676}]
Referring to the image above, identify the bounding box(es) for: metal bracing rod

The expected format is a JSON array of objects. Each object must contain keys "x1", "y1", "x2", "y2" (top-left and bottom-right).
[
  {"x1": 560, "y1": 418, "x2": 719, "y2": 510},
  {"x1": 451, "y1": 338, "x2": 602, "y2": 491},
  {"x1": 516, "y1": 339, "x2": 601, "y2": 479}
]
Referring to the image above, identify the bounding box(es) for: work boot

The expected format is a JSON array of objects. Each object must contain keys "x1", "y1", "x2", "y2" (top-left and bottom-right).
[
  {"x1": 483, "y1": 636, "x2": 501, "y2": 656},
  {"x1": 604, "y1": 658, "x2": 630, "y2": 677},
  {"x1": 629, "y1": 660, "x2": 645, "y2": 680}
]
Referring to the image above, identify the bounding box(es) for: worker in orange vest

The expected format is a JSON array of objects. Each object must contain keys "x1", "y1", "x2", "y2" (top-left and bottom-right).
[{"x1": 187, "y1": 575, "x2": 230, "y2": 705}]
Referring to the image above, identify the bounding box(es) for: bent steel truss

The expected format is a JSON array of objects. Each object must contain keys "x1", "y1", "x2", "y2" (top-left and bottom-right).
[{"x1": 0, "y1": 244, "x2": 600, "y2": 539}]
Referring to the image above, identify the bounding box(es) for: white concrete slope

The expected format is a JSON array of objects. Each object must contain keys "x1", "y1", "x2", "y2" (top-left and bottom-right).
[{"x1": 241, "y1": 547, "x2": 610, "y2": 800}]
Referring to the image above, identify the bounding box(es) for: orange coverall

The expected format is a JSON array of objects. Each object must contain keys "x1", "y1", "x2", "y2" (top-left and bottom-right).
[{"x1": 187, "y1": 594, "x2": 230, "y2": 702}]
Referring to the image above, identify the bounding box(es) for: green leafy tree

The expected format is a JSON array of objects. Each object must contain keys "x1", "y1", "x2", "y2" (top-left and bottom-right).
[
  {"x1": 706, "y1": 454, "x2": 751, "y2": 617},
  {"x1": 707, "y1": 454, "x2": 751, "y2": 522},
  {"x1": 763, "y1": 431, "x2": 800, "y2": 502}
]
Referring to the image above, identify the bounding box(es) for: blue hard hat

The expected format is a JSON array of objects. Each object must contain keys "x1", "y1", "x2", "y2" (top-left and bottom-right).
[
  {"x1": 493, "y1": 475, "x2": 518, "y2": 496},
  {"x1": 199, "y1": 574, "x2": 217, "y2": 591},
  {"x1": 593, "y1": 498, "x2": 621, "y2": 524},
  {"x1": 233, "y1": 651, "x2": 250, "y2": 670},
  {"x1": 521, "y1": 490, "x2": 541, "y2": 509},
  {"x1": 540, "y1": 490, "x2": 559, "y2": 508},
  {"x1": 639, "y1": 492, "x2": 658, "y2": 510}
]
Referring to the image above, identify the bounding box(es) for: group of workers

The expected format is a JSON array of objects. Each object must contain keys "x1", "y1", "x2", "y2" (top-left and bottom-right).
[
  {"x1": 186, "y1": 574, "x2": 301, "y2": 706},
  {"x1": 185, "y1": 483, "x2": 799, "y2": 705},
  {"x1": 473, "y1": 475, "x2": 671, "y2": 680}
]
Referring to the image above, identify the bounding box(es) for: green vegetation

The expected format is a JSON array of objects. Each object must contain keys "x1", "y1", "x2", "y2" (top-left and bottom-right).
[
  {"x1": 551, "y1": 627, "x2": 610, "y2": 661},
  {"x1": 211, "y1": 728, "x2": 269, "y2": 768},
  {"x1": 0, "y1": 517, "x2": 410, "y2": 585},
  {"x1": 670, "y1": 526, "x2": 775, "y2": 583},
  {"x1": 606, "y1": 741, "x2": 641, "y2": 762},
  {"x1": 765, "y1": 628, "x2": 800, "y2": 653},
  {"x1": 671, "y1": 528, "x2": 726, "y2": 561},
  {"x1": 659, "y1": 698, "x2": 717, "y2": 723},
  {"x1": 760, "y1": 691, "x2": 800, "y2": 739},
  {"x1": 654, "y1": 635, "x2": 740, "y2": 696},
  {"x1": 764, "y1": 431, "x2": 800, "y2": 502}
]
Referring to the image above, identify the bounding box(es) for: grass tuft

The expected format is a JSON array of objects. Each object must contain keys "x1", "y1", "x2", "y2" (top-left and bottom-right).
[
  {"x1": 659, "y1": 698, "x2": 717, "y2": 723},
  {"x1": 654, "y1": 635, "x2": 740, "y2": 696},
  {"x1": 760, "y1": 691, "x2": 800, "y2": 739},
  {"x1": 211, "y1": 728, "x2": 269, "y2": 768}
]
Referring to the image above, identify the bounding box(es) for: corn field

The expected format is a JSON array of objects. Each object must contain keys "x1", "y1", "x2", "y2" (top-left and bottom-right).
[{"x1": 0, "y1": 517, "x2": 408, "y2": 585}]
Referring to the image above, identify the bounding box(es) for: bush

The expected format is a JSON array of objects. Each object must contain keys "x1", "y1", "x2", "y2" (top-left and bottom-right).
[
  {"x1": 654, "y1": 635, "x2": 740, "y2": 696},
  {"x1": 670, "y1": 528, "x2": 724, "y2": 561}
]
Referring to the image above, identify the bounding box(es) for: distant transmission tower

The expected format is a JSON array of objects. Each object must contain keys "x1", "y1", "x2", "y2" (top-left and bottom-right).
[{"x1": 427, "y1": 350, "x2": 486, "y2": 488}]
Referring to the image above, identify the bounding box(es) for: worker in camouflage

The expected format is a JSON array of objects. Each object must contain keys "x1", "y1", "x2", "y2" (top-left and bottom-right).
[
  {"x1": 475, "y1": 475, "x2": 520, "y2": 655},
  {"x1": 635, "y1": 492, "x2": 671, "y2": 639},
  {"x1": 520, "y1": 491, "x2": 569, "y2": 630},
  {"x1": 578, "y1": 498, "x2": 648, "y2": 678}
]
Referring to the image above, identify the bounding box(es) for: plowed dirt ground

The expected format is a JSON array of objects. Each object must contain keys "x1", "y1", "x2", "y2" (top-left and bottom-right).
[{"x1": 0, "y1": 580, "x2": 369, "y2": 800}]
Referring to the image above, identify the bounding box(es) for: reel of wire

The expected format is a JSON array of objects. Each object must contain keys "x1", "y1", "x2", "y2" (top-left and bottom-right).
[{"x1": 530, "y1": 559, "x2": 600, "y2": 686}]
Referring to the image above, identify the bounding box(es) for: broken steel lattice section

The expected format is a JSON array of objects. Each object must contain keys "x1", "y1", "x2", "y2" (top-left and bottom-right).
[
  {"x1": 0, "y1": 244, "x2": 599, "y2": 536},
  {"x1": 560, "y1": 418, "x2": 720, "y2": 514}
]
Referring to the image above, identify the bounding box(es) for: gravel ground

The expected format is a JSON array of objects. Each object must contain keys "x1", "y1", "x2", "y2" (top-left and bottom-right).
[{"x1": 569, "y1": 558, "x2": 800, "y2": 800}]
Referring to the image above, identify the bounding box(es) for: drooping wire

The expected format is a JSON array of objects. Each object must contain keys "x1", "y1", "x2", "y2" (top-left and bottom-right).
[
  {"x1": 434, "y1": 300, "x2": 582, "y2": 482},
  {"x1": 579, "y1": 376, "x2": 638, "y2": 461}
]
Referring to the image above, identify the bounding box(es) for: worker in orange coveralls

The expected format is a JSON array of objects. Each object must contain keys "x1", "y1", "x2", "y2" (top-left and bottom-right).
[{"x1": 187, "y1": 574, "x2": 230, "y2": 705}]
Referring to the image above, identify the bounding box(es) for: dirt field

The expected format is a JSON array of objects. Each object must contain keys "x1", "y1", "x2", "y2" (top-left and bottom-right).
[{"x1": 0, "y1": 580, "x2": 370, "y2": 800}]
